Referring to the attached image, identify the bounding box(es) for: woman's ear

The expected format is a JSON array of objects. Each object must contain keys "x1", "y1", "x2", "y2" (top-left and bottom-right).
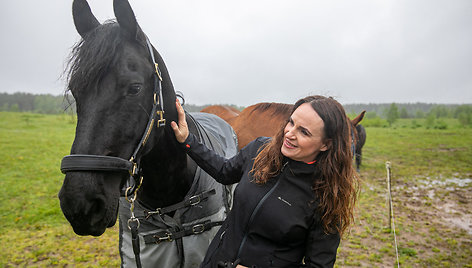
[{"x1": 320, "y1": 139, "x2": 331, "y2": 152}]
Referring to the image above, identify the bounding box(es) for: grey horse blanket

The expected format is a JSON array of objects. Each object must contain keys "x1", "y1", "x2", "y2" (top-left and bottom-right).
[{"x1": 119, "y1": 112, "x2": 238, "y2": 268}]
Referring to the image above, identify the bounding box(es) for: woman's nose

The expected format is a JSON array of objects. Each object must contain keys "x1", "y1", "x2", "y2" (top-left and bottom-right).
[{"x1": 285, "y1": 127, "x2": 295, "y2": 138}]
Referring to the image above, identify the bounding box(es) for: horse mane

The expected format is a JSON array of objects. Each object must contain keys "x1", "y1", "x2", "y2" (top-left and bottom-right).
[
  {"x1": 66, "y1": 20, "x2": 126, "y2": 95},
  {"x1": 248, "y1": 102, "x2": 293, "y2": 118}
]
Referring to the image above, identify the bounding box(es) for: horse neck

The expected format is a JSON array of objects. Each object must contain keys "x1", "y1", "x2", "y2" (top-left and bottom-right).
[
  {"x1": 135, "y1": 45, "x2": 202, "y2": 210},
  {"x1": 137, "y1": 127, "x2": 196, "y2": 210},
  {"x1": 135, "y1": 54, "x2": 196, "y2": 210}
]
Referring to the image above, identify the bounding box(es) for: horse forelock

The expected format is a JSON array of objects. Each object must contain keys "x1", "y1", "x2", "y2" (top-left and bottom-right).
[{"x1": 66, "y1": 20, "x2": 126, "y2": 95}]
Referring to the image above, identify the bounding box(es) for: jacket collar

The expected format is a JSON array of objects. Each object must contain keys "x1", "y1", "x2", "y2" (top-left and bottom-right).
[{"x1": 284, "y1": 157, "x2": 317, "y2": 176}]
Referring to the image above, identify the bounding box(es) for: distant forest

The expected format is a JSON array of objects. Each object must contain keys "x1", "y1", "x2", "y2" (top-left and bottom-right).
[{"x1": 1, "y1": 92, "x2": 471, "y2": 121}]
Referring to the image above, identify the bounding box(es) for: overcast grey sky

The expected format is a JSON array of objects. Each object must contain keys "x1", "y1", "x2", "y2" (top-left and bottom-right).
[{"x1": 1, "y1": 0, "x2": 471, "y2": 106}]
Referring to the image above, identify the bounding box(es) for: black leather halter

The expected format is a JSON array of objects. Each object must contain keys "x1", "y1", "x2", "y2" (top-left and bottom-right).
[{"x1": 60, "y1": 36, "x2": 166, "y2": 197}]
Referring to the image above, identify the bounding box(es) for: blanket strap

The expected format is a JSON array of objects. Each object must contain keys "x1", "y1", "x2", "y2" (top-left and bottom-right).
[
  {"x1": 143, "y1": 220, "x2": 224, "y2": 244},
  {"x1": 140, "y1": 189, "x2": 216, "y2": 219},
  {"x1": 129, "y1": 219, "x2": 142, "y2": 268}
]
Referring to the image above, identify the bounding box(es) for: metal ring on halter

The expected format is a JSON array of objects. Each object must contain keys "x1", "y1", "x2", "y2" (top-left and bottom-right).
[
  {"x1": 129, "y1": 161, "x2": 137, "y2": 176},
  {"x1": 125, "y1": 186, "x2": 134, "y2": 202}
]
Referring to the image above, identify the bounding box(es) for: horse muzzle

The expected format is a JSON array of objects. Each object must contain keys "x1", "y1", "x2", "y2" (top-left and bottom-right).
[{"x1": 58, "y1": 171, "x2": 122, "y2": 236}]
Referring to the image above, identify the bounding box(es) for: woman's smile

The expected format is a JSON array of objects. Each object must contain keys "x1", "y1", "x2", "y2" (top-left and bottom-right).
[{"x1": 283, "y1": 138, "x2": 297, "y2": 149}]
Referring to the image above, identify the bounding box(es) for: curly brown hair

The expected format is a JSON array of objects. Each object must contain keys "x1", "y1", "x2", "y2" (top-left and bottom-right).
[{"x1": 251, "y1": 95, "x2": 359, "y2": 236}]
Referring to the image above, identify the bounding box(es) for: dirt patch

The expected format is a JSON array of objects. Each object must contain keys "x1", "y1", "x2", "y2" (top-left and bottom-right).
[
  {"x1": 437, "y1": 201, "x2": 472, "y2": 234},
  {"x1": 395, "y1": 176, "x2": 472, "y2": 234},
  {"x1": 422, "y1": 146, "x2": 467, "y2": 152},
  {"x1": 337, "y1": 175, "x2": 472, "y2": 267}
]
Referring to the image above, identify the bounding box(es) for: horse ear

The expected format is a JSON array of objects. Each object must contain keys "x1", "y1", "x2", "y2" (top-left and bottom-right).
[
  {"x1": 72, "y1": 0, "x2": 100, "y2": 39},
  {"x1": 351, "y1": 110, "x2": 366, "y2": 126},
  {"x1": 113, "y1": 0, "x2": 142, "y2": 40}
]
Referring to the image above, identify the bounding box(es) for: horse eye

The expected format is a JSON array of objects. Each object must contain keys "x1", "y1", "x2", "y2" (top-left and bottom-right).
[{"x1": 127, "y1": 84, "x2": 142, "y2": 96}]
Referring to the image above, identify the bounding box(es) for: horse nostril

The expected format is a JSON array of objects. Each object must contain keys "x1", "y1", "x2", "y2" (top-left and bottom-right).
[{"x1": 88, "y1": 197, "x2": 106, "y2": 226}]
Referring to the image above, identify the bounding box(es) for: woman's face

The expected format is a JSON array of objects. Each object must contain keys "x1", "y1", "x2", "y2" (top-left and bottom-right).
[{"x1": 281, "y1": 103, "x2": 328, "y2": 163}]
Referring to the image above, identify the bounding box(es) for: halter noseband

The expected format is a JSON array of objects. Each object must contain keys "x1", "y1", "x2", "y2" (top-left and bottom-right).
[{"x1": 60, "y1": 36, "x2": 166, "y2": 196}]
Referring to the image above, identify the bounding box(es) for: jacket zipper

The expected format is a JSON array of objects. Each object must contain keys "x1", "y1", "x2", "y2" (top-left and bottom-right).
[{"x1": 235, "y1": 162, "x2": 287, "y2": 260}]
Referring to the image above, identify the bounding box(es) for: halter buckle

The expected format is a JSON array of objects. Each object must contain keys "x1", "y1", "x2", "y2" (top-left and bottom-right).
[
  {"x1": 192, "y1": 224, "x2": 205, "y2": 234},
  {"x1": 145, "y1": 208, "x2": 162, "y2": 219},
  {"x1": 154, "y1": 232, "x2": 172, "y2": 243},
  {"x1": 189, "y1": 195, "x2": 201, "y2": 206},
  {"x1": 157, "y1": 111, "x2": 166, "y2": 127}
]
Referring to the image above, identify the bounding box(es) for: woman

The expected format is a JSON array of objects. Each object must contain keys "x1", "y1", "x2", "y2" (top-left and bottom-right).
[{"x1": 171, "y1": 95, "x2": 359, "y2": 268}]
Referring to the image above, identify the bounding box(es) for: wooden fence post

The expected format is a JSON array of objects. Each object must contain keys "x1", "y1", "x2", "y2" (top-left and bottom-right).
[
  {"x1": 385, "y1": 161, "x2": 400, "y2": 267},
  {"x1": 386, "y1": 161, "x2": 392, "y2": 230}
]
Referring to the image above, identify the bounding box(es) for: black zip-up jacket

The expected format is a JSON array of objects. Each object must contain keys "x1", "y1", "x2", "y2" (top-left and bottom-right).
[{"x1": 182, "y1": 134, "x2": 340, "y2": 268}]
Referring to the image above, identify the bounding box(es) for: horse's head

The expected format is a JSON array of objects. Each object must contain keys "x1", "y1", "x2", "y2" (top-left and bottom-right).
[
  {"x1": 349, "y1": 110, "x2": 366, "y2": 156},
  {"x1": 58, "y1": 0, "x2": 177, "y2": 236}
]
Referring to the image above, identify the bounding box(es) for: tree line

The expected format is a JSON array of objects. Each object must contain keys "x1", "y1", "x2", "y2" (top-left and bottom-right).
[
  {"x1": 1, "y1": 92, "x2": 471, "y2": 127},
  {"x1": 0, "y1": 92, "x2": 239, "y2": 114},
  {"x1": 0, "y1": 92, "x2": 71, "y2": 114},
  {"x1": 344, "y1": 102, "x2": 472, "y2": 127}
]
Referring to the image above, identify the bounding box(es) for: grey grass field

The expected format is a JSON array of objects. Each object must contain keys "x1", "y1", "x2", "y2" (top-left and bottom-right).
[{"x1": 0, "y1": 112, "x2": 471, "y2": 267}]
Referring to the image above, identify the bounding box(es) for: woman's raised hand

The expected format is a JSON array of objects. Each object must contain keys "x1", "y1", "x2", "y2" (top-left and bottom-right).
[{"x1": 171, "y1": 99, "x2": 189, "y2": 143}]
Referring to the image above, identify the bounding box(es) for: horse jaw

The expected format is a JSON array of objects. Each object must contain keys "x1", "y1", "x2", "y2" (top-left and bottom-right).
[{"x1": 58, "y1": 172, "x2": 123, "y2": 236}]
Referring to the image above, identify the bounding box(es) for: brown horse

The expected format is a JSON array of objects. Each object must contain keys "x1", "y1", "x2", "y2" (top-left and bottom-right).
[{"x1": 201, "y1": 102, "x2": 365, "y2": 151}]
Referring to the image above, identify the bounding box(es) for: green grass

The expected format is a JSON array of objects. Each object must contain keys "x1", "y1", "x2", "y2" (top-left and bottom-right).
[
  {"x1": 1, "y1": 112, "x2": 472, "y2": 267},
  {"x1": 363, "y1": 127, "x2": 472, "y2": 178},
  {"x1": 0, "y1": 113, "x2": 75, "y2": 229},
  {"x1": 0, "y1": 112, "x2": 120, "y2": 267}
]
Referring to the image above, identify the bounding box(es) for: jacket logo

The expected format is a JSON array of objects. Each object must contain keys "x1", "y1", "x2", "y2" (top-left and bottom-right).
[{"x1": 278, "y1": 196, "x2": 292, "y2": 206}]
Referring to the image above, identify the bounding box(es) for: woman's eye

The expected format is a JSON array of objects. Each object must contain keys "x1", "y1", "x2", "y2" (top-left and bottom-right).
[{"x1": 127, "y1": 84, "x2": 142, "y2": 95}]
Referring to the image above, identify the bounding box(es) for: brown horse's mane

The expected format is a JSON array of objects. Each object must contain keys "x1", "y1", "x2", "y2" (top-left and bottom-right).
[
  {"x1": 246, "y1": 102, "x2": 293, "y2": 118},
  {"x1": 200, "y1": 105, "x2": 240, "y2": 123}
]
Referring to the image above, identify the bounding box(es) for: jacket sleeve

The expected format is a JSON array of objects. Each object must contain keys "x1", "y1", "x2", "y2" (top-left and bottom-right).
[
  {"x1": 180, "y1": 133, "x2": 258, "y2": 185},
  {"x1": 302, "y1": 223, "x2": 341, "y2": 268}
]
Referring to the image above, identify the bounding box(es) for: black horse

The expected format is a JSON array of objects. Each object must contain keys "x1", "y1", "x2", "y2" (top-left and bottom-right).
[
  {"x1": 347, "y1": 111, "x2": 366, "y2": 172},
  {"x1": 58, "y1": 0, "x2": 236, "y2": 267},
  {"x1": 354, "y1": 124, "x2": 366, "y2": 172}
]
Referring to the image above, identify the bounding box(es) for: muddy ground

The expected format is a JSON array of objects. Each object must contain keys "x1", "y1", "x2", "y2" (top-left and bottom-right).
[{"x1": 336, "y1": 174, "x2": 472, "y2": 267}]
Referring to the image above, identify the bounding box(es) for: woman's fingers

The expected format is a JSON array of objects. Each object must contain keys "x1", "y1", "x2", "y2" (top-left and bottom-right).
[
  {"x1": 171, "y1": 99, "x2": 189, "y2": 143},
  {"x1": 176, "y1": 99, "x2": 187, "y2": 127}
]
